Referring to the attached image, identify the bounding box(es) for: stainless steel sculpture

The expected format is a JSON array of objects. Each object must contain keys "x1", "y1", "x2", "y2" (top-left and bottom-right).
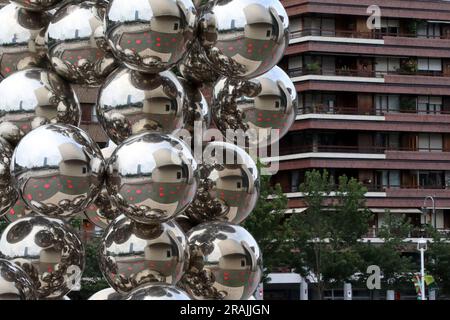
[
  {"x1": 46, "y1": 1, "x2": 117, "y2": 85},
  {"x1": 0, "y1": 138, "x2": 18, "y2": 217},
  {"x1": 99, "y1": 215, "x2": 189, "y2": 294},
  {"x1": 84, "y1": 187, "x2": 120, "y2": 229},
  {"x1": 11, "y1": 0, "x2": 64, "y2": 12},
  {"x1": 88, "y1": 287, "x2": 122, "y2": 300},
  {"x1": 0, "y1": 68, "x2": 81, "y2": 146},
  {"x1": 185, "y1": 141, "x2": 259, "y2": 224},
  {"x1": 96, "y1": 67, "x2": 185, "y2": 145},
  {"x1": 0, "y1": 3, "x2": 50, "y2": 79},
  {"x1": 11, "y1": 124, "x2": 105, "y2": 218},
  {"x1": 0, "y1": 259, "x2": 37, "y2": 300},
  {"x1": 105, "y1": 0, "x2": 197, "y2": 74},
  {"x1": 124, "y1": 284, "x2": 191, "y2": 300},
  {"x1": 0, "y1": 216, "x2": 85, "y2": 299},
  {"x1": 182, "y1": 221, "x2": 262, "y2": 300},
  {"x1": 198, "y1": 0, "x2": 289, "y2": 79},
  {"x1": 106, "y1": 132, "x2": 198, "y2": 224}
]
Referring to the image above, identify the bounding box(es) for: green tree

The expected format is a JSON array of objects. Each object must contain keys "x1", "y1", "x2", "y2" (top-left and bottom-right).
[
  {"x1": 288, "y1": 170, "x2": 371, "y2": 299},
  {"x1": 242, "y1": 163, "x2": 290, "y2": 281},
  {"x1": 356, "y1": 212, "x2": 415, "y2": 291}
]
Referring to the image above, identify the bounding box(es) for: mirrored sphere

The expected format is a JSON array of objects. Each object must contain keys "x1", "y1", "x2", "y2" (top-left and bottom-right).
[
  {"x1": 212, "y1": 66, "x2": 297, "y2": 147},
  {"x1": 185, "y1": 142, "x2": 258, "y2": 224},
  {"x1": 0, "y1": 68, "x2": 81, "y2": 146},
  {"x1": 46, "y1": 1, "x2": 118, "y2": 86},
  {"x1": 0, "y1": 216, "x2": 85, "y2": 299},
  {"x1": 84, "y1": 187, "x2": 120, "y2": 229},
  {"x1": 4, "y1": 198, "x2": 33, "y2": 223},
  {"x1": 105, "y1": 0, "x2": 197, "y2": 74},
  {"x1": 0, "y1": 138, "x2": 18, "y2": 217},
  {"x1": 106, "y1": 132, "x2": 198, "y2": 224},
  {"x1": 88, "y1": 287, "x2": 122, "y2": 300},
  {"x1": 178, "y1": 77, "x2": 210, "y2": 137},
  {"x1": 182, "y1": 221, "x2": 262, "y2": 300},
  {"x1": 174, "y1": 214, "x2": 198, "y2": 234},
  {"x1": 0, "y1": 4, "x2": 50, "y2": 79},
  {"x1": 11, "y1": 0, "x2": 64, "y2": 12},
  {"x1": 11, "y1": 124, "x2": 105, "y2": 218},
  {"x1": 198, "y1": 0, "x2": 289, "y2": 79},
  {"x1": 0, "y1": 258, "x2": 37, "y2": 300},
  {"x1": 124, "y1": 284, "x2": 190, "y2": 300},
  {"x1": 97, "y1": 67, "x2": 185, "y2": 145},
  {"x1": 178, "y1": 41, "x2": 219, "y2": 85},
  {"x1": 99, "y1": 215, "x2": 189, "y2": 294}
]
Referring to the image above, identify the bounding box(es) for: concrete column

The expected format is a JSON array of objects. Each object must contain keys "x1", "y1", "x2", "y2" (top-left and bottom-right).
[
  {"x1": 344, "y1": 283, "x2": 352, "y2": 300},
  {"x1": 300, "y1": 281, "x2": 308, "y2": 300},
  {"x1": 386, "y1": 290, "x2": 395, "y2": 300}
]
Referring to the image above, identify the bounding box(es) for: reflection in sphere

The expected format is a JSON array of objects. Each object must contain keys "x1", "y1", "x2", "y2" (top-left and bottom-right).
[
  {"x1": 182, "y1": 221, "x2": 262, "y2": 300},
  {"x1": 105, "y1": 0, "x2": 197, "y2": 74},
  {"x1": 99, "y1": 215, "x2": 189, "y2": 294},
  {"x1": 96, "y1": 68, "x2": 185, "y2": 145},
  {"x1": 0, "y1": 68, "x2": 81, "y2": 146},
  {"x1": 84, "y1": 187, "x2": 120, "y2": 229},
  {"x1": 46, "y1": 1, "x2": 118, "y2": 86},
  {"x1": 185, "y1": 142, "x2": 259, "y2": 224},
  {"x1": 124, "y1": 284, "x2": 190, "y2": 300},
  {"x1": 0, "y1": 138, "x2": 18, "y2": 217},
  {"x1": 3, "y1": 198, "x2": 33, "y2": 223},
  {"x1": 178, "y1": 41, "x2": 219, "y2": 85},
  {"x1": 11, "y1": 0, "x2": 64, "y2": 12},
  {"x1": 212, "y1": 66, "x2": 297, "y2": 147},
  {"x1": 0, "y1": 216, "x2": 85, "y2": 299},
  {"x1": 174, "y1": 214, "x2": 198, "y2": 234},
  {"x1": 0, "y1": 4, "x2": 50, "y2": 78},
  {"x1": 88, "y1": 287, "x2": 122, "y2": 300},
  {"x1": 178, "y1": 77, "x2": 210, "y2": 137},
  {"x1": 106, "y1": 132, "x2": 198, "y2": 224},
  {"x1": 0, "y1": 259, "x2": 37, "y2": 300},
  {"x1": 11, "y1": 124, "x2": 105, "y2": 218},
  {"x1": 198, "y1": 0, "x2": 289, "y2": 79}
]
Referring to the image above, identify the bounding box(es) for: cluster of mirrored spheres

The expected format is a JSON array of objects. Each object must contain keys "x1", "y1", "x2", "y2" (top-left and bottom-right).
[{"x1": 0, "y1": 0, "x2": 296, "y2": 300}]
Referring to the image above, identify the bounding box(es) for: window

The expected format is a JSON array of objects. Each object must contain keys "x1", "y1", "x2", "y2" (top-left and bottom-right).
[
  {"x1": 173, "y1": 23, "x2": 179, "y2": 31},
  {"x1": 418, "y1": 96, "x2": 442, "y2": 114},
  {"x1": 375, "y1": 57, "x2": 400, "y2": 74},
  {"x1": 236, "y1": 182, "x2": 241, "y2": 189},
  {"x1": 418, "y1": 58, "x2": 442, "y2": 71},
  {"x1": 379, "y1": 19, "x2": 399, "y2": 36},
  {"x1": 418, "y1": 133, "x2": 443, "y2": 151},
  {"x1": 418, "y1": 22, "x2": 441, "y2": 38},
  {"x1": 266, "y1": 30, "x2": 271, "y2": 37},
  {"x1": 166, "y1": 250, "x2": 171, "y2": 258},
  {"x1": 375, "y1": 94, "x2": 400, "y2": 113},
  {"x1": 82, "y1": 167, "x2": 87, "y2": 174},
  {"x1": 240, "y1": 259, "x2": 246, "y2": 267},
  {"x1": 165, "y1": 104, "x2": 170, "y2": 112},
  {"x1": 275, "y1": 101, "x2": 280, "y2": 109},
  {"x1": 418, "y1": 171, "x2": 444, "y2": 188},
  {"x1": 176, "y1": 171, "x2": 181, "y2": 179}
]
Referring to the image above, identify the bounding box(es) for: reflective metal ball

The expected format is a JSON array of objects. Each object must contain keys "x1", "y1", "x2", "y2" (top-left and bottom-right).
[
  {"x1": 185, "y1": 142, "x2": 258, "y2": 224},
  {"x1": 178, "y1": 41, "x2": 220, "y2": 85},
  {"x1": 96, "y1": 67, "x2": 185, "y2": 145},
  {"x1": 88, "y1": 287, "x2": 122, "y2": 300},
  {"x1": 0, "y1": 4, "x2": 50, "y2": 79},
  {"x1": 106, "y1": 132, "x2": 198, "y2": 224},
  {"x1": 99, "y1": 214, "x2": 189, "y2": 294},
  {"x1": 105, "y1": 0, "x2": 197, "y2": 74},
  {"x1": 198, "y1": 0, "x2": 289, "y2": 79},
  {"x1": 0, "y1": 68, "x2": 81, "y2": 146},
  {"x1": 212, "y1": 66, "x2": 297, "y2": 147},
  {"x1": 0, "y1": 216, "x2": 85, "y2": 299},
  {"x1": 11, "y1": 0, "x2": 64, "y2": 12},
  {"x1": 174, "y1": 214, "x2": 198, "y2": 234},
  {"x1": 46, "y1": 1, "x2": 118, "y2": 86},
  {"x1": 0, "y1": 258, "x2": 37, "y2": 300},
  {"x1": 11, "y1": 124, "x2": 105, "y2": 218},
  {"x1": 178, "y1": 77, "x2": 210, "y2": 137},
  {"x1": 0, "y1": 138, "x2": 18, "y2": 217},
  {"x1": 84, "y1": 187, "x2": 120, "y2": 229},
  {"x1": 3, "y1": 198, "x2": 33, "y2": 223},
  {"x1": 124, "y1": 284, "x2": 191, "y2": 300},
  {"x1": 182, "y1": 221, "x2": 262, "y2": 300}
]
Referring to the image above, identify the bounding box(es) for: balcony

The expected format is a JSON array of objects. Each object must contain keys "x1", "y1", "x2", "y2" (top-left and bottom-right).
[
  {"x1": 288, "y1": 67, "x2": 444, "y2": 79},
  {"x1": 297, "y1": 105, "x2": 450, "y2": 117},
  {"x1": 290, "y1": 28, "x2": 447, "y2": 41}
]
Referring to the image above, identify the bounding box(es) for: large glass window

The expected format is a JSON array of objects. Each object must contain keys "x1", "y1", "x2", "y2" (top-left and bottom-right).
[
  {"x1": 418, "y1": 58, "x2": 442, "y2": 71},
  {"x1": 418, "y1": 96, "x2": 442, "y2": 114},
  {"x1": 375, "y1": 94, "x2": 400, "y2": 113}
]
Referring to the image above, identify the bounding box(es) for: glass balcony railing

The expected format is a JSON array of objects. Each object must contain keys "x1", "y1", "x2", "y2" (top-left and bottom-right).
[{"x1": 288, "y1": 67, "x2": 444, "y2": 78}]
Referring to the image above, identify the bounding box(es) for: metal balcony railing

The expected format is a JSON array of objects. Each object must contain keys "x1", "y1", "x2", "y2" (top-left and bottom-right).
[
  {"x1": 296, "y1": 104, "x2": 450, "y2": 116},
  {"x1": 279, "y1": 144, "x2": 447, "y2": 156},
  {"x1": 289, "y1": 28, "x2": 448, "y2": 40},
  {"x1": 288, "y1": 67, "x2": 444, "y2": 78}
]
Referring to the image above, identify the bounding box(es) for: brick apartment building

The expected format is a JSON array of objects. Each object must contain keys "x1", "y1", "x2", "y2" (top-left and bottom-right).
[{"x1": 272, "y1": 0, "x2": 450, "y2": 240}]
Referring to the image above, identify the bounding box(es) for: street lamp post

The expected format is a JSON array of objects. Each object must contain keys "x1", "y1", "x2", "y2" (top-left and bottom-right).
[
  {"x1": 417, "y1": 238, "x2": 428, "y2": 301},
  {"x1": 422, "y1": 196, "x2": 436, "y2": 229}
]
